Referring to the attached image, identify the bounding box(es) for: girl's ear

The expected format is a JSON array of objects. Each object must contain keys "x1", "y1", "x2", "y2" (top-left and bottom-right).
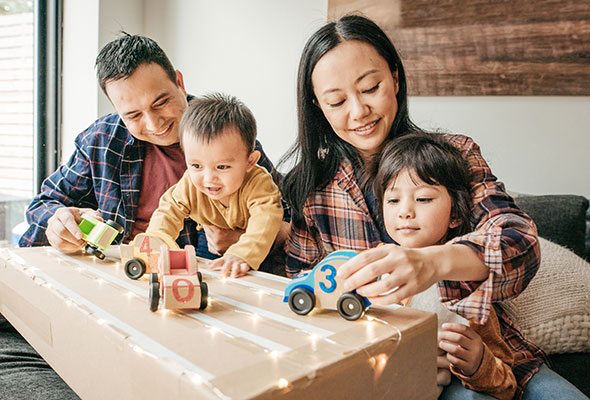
[
  {"x1": 246, "y1": 150, "x2": 261, "y2": 171},
  {"x1": 449, "y1": 218, "x2": 461, "y2": 229}
]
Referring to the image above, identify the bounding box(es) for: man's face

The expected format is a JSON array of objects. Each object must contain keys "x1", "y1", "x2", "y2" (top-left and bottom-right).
[{"x1": 105, "y1": 63, "x2": 188, "y2": 146}]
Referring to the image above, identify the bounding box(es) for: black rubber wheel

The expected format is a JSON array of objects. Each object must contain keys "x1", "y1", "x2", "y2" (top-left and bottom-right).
[
  {"x1": 197, "y1": 271, "x2": 203, "y2": 283},
  {"x1": 200, "y1": 282, "x2": 208, "y2": 310},
  {"x1": 106, "y1": 219, "x2": 124, "y2": 234},
  {"x1": 149, "y1": 272, "x2": 158, "y2": 285},
  {"x1": 149, "y1": 281, "x2": 160, "y2": 312},
  {"x1": 85, "y1": 244, "x2": 105, "y2": 260},
  {"x1": 288, "y1": 287, "x2": 315, "y2": 315},
  {"x1": 337, "y1": 292, "x2": 366, "y2": 321},
  {"x1": 125, "y1": 258, "x2": 146, "y2": 280}
]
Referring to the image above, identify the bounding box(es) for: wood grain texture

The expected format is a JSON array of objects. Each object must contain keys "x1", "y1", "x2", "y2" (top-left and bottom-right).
[{"x1": 328, "y1": 0, "x2": 590, "y2": 95}]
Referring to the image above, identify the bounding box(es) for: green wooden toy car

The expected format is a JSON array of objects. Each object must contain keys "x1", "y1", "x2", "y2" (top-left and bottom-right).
[{"x1": 78, "y1": 213, "x2": 124, "y2": 260}]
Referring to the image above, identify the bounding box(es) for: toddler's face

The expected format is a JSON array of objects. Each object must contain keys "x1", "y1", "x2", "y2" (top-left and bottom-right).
[
  {"x1": 184, "y1": 127, "x2": 259, "y2": 206},
  {"x1": 382, "y1": 168, "x2": 458, "y2": 248}
]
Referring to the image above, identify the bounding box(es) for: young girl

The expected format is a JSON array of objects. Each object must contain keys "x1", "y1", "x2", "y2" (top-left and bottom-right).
[{"x1": 373, "y1": 132, "x2": 516, "y2": 399}]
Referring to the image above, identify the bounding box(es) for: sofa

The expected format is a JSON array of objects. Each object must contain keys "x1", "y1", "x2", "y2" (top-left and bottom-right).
[{"x1": 508, "y1": 194, "x2": 590, "y2": 397}]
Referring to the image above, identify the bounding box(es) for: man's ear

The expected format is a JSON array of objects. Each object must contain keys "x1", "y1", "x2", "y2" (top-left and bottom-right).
[
  {"x1": 246, "y1": 150, "x2": 261, "y2": 171},
  {"x1": 175, "y1": 70, "x2": 187, "y2": 96}
]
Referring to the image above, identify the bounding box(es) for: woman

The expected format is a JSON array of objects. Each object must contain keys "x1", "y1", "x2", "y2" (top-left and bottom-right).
[{"x1": 281, "y1": 14, "x2": 586, "y2": 399}]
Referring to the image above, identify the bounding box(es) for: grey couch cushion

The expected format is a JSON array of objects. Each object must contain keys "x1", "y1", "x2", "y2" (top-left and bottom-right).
[{"x1": 514, "y1": 194, "x2": 589, "y2": 259}]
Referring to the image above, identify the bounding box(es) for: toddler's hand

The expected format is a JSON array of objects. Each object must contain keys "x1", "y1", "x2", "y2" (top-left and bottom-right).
[
  {"x1": 438, "y1": 323, "x2": 484, "y2": 377},
  {"x1": 208, "y1": 254, "x2": 250, "y2": 278}
]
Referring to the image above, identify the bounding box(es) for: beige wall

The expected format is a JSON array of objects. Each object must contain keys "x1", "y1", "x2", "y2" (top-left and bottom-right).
[{"x1": 62, "y1": 0, "x2": 590, "y2": 197}]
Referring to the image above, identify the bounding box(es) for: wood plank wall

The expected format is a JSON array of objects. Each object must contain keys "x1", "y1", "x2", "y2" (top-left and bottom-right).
[
  {"x1": 328, "y1": 0, "x2": 590, "y2": 95},
  {"x1": 0, "y1": 13, "x2": 33, "y2": 198}
]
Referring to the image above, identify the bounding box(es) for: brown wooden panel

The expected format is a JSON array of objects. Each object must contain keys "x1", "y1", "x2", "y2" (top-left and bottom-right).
[{"x1": 328, "y1": 0, "x2": 590, "y2": 95}]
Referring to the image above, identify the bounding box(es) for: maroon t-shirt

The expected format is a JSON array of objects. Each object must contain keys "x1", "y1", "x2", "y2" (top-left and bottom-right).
[{"x1": 132, "y1": 143, "x2": 186, "y2": 238}]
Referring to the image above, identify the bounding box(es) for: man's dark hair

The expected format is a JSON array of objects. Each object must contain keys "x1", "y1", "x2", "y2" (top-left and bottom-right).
[
  {"x1": 373, "y1": 132, "x2": 473, "y2": 239},
  {"x1": 179, "y1": 93, "x2": 257, "y2": 152},
  {"x1": 95, "y1": 32, "x2": 176, "y2": 94}
]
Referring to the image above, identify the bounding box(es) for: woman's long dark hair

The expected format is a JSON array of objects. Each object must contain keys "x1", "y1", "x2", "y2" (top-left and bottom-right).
[{"x1": 280, "y1": 14, "x2": 419, "y2": 215}]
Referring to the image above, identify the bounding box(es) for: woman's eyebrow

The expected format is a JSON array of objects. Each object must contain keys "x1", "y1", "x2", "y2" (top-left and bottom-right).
[{"x1": 320, "y1": 69, "x2": 381, "y2": 96}]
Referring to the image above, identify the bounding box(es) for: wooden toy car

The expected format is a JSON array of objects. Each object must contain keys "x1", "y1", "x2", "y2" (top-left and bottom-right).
[
  {"x1": 78, "y1": 214, "x2": 124, "y2": 260},
  {"x1": 149, "y1": 245, "x2": 208, "y2": 312},
  {"x1": 119, "y1": 231, "x2": 179, "y2": 280},
  {"x1": 283, "y1": 250, "x2": 370, "y2": 321}
]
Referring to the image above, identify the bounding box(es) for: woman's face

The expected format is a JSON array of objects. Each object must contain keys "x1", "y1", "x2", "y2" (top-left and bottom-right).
[{"x1": 311, "y1": 40, "x2": 399, "y2": 162}]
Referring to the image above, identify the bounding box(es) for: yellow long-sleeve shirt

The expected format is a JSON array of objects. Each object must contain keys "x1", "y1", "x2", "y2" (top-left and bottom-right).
[{"x1": 147, "y1": 165, "x2": 283, "y2": 270}]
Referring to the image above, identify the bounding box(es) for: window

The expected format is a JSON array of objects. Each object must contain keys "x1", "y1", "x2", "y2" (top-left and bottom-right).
[{"x1": 0, "y1": 0, "x2": 33, "y2": 246}]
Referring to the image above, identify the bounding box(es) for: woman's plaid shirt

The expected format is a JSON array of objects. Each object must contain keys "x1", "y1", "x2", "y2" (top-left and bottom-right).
[{"x1": 286, "y1": 134, "x2": 548, "y2": 397}]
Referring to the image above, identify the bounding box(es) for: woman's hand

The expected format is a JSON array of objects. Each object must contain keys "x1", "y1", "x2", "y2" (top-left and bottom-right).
[
  {"x1": 337, "y1": 243, "x2": 488, "y2": 305},
  {"x1": 336, "y1": 244, "x2": 440, "y2": 305}
]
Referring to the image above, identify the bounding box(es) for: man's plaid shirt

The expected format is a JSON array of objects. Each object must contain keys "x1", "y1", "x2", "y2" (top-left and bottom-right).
[
  {"x1": 19, "y1": 105, "x2": 282, "y2": 250},
  {"x1": 286, "y1": 134, "x2": 548, "y2": 398}
]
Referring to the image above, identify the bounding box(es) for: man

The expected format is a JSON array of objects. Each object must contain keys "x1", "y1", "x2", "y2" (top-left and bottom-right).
[
  {"x1": 3, "y1": 33, "x2": 286, "y2": 398},
  {"x1": 19, "y1": 34, "x2": 285, "y2": 255}
]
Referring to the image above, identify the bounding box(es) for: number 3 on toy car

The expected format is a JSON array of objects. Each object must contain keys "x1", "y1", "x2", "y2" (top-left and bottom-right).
[{"x1": 318, "y1": 264, "x2": 337, "y2": 293}]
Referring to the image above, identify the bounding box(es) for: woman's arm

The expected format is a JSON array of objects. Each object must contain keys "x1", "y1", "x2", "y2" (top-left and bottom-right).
[{"x1": 339, "y1": 134, "x2": 540, "y2": 323}]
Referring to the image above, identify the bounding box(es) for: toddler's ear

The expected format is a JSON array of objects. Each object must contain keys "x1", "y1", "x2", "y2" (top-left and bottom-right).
[{"x1": 247, "y1": 150, "x2": 261, "y2": 171}]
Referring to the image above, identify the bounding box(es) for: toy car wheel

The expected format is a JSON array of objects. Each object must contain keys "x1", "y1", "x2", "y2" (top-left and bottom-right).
[
  {"x1": 199, "y1": 282, "x2": 208, "y2": 310},
  {"x1": 125, "y1": 258, "x2": 146, "y2": 280},
  {"x1": 198, "y1": 271, "x2": 203, "y2": 283},
  {"x1": 337, "y1": 293, "x2": 365, "y2": 321},
  {"x1": 149, "y1": 281, "x2": 160, "y2": 312},
  {"x1": 148, "y1": 272, "x2": 158, "y2": 285},
  {"x1": 288, "y1": 287, "x2": 315, "y2": 315},
  {"x1": 85, "y1": 244, "x2": 105, "y2": 260},
  {"x1": 106, "y1": 219, "x2": 124, "y2": 234}
]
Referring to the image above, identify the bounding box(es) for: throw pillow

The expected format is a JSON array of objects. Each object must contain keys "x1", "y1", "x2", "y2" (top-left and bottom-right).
[{"x1": 501, "y1": 237, "x2": 590, "y2": 353}]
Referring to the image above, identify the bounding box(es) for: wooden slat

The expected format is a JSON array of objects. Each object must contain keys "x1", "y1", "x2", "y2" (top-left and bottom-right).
[
  {"x1": 0, "y1": 146, "x2": 32, "y2": 157},
  {"x1": 0, "y1": 124, "x2": 33, "y2": 135},
  {"x1": 0, "y1": 134, "x2": 33, "y2": 146},
  {"x1": 0, "y1": 177, "x2": 33, "y2": 192},
  {"x1": 0, "y1": 113, "x2": 33, "y2": 125},
  {"x1": 0, "y1": 156, "x2": 33, "y2": 169},
  {"x1": 0, "y1": 167, "x2": 33, "y2": 179},
  {"x1": 0, "y1": 102, "x2": 32, "y2": 113},
  {"x1": 328, "y1": 0, "x2": 590, "y2": 95},
  {"x1": 0, "y1": 80, "x2": 33, "y2": 91}
]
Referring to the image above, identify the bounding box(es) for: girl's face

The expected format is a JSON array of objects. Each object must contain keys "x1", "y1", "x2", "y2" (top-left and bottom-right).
[
  {"x1": 311, "y1": 40, "x2": 399, "y2": 162},
  {"x1": 382, "y1": 168, "x2": 459, "y2": 248}
]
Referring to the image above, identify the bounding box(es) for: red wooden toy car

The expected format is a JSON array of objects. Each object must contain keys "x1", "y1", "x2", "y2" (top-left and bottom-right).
[{"x1": 149, "y1": 245, "x2": 208, "y2": 312}]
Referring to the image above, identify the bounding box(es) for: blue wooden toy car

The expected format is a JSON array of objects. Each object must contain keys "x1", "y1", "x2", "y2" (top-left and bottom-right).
[{"x1": 283, "y1": 250, "x2": 370, "y2": 321}]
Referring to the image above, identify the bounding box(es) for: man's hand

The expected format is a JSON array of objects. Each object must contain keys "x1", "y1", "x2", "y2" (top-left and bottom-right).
[
  {"x1": 201, "y1": 224, "x2": 244, "y2": 255},
  {"x1": 46, "y1": 207, "x2": 102, "y2": 253},
  {"x1": 208, "y1": 254, "x2": 250, "y2": 278}
]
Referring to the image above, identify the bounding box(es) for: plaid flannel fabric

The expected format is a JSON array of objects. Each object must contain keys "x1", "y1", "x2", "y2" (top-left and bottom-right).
[{"x1": 286, "y1": 134, "x2": 547, "y2": 397}]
